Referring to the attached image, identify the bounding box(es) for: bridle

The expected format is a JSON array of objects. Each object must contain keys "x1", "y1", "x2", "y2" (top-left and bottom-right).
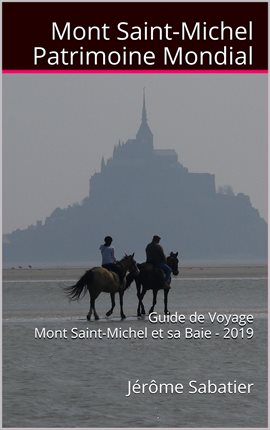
[{"x1": 167, "y1": 253, "x2": 179, "y2": 276}]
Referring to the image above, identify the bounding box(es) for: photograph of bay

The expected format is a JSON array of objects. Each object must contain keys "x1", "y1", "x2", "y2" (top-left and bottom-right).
[{"x1": 3, "y1": 74, "x2": 267, "y2": 427}]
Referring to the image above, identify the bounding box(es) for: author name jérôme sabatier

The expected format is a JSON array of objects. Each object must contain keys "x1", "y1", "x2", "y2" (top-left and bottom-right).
[{"x1": 125, "y1": 379, "x2": 254, "y2": 397}]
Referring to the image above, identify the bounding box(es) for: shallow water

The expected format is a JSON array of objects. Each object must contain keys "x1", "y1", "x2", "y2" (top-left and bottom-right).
[{"x1": 3, "y1": 273, "x2": 268, "y2": 427}]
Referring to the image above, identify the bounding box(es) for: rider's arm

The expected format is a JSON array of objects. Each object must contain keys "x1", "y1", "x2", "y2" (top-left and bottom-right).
[
  {"x1": 158, "y1": 245, "x2": 167, "y2": 261},
  {"x1": 110, "y1": 247, "x2": 117, "y2": 263}
]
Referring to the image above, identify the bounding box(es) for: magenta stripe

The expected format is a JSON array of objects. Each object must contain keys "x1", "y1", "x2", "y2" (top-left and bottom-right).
[{"x1": 2, "y1": 69, "x2": 268, "y2": 75}]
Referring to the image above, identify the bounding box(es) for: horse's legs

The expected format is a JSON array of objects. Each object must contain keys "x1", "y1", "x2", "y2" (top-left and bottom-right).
[
  {"x1": 136, "y1": 284, "x2": 141, "y2": 317},
  {"x1": 136, "y1": 282, "x2": 145, "y2": 317},
  {"x1": 164, "y1": 288, "x2": 170, "y2": 315},
  {"x1": 138, "y1": 286, "x2": 147, "y2": 316},
  {"x1": 106, "y1": 293, "x2": 116, "y2": 317},
  {"x1": 87, "y1": 289, "x2": 92, "y2": 321},
  {"x1": 149, "y1": 289, "x2": 158, "y2": 314},
  {"x1": 119, "y1": 291, "x2": 126, "y2": 320},
  {"x1": 87, "y1": 291, "x2": 99, "y2": 321},
  {"x1": 140, "y1": 285, "x2": 146, "y2": 316},
  {"x1": 92, "y1": 295, "x2": 99, "y2": 320},
  {"x1": 87, "y1": 294, "x2": 93, "y2": 321}
]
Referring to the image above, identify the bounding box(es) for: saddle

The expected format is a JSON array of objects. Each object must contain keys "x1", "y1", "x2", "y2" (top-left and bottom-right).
[
  {"x1": 102, "y1": 263, "x2": 125, "y2": 283},
  {"x1": 140, "y1": 263, "x2": 166, "y2": 281}
]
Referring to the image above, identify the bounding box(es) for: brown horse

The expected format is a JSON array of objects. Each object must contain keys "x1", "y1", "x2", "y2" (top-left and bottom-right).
[
  {"x1": 65, "y1": 254, "x2": 138, "y2": 320},
  {"x1": 126, "y1": 252, "x2": 179, "y2": 316}
]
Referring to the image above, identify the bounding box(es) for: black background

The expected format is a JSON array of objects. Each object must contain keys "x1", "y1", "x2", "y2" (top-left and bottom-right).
[{"x1": 2, "y1": 2, "x2": 268, "y2": 70}]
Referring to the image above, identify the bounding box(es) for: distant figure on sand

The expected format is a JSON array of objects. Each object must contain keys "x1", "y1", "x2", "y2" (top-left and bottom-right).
[
  {"x1": 99, "y1": 236, "x2": 123, "y2": 283},
  {"x1": 146, "y1": 235, "x2": 172, "y2": 284}
]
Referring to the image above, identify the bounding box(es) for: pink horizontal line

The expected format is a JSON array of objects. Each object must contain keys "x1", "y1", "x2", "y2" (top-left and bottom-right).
[{"x1": 2, "y1": 69, "x2": 268, "y2": 74}]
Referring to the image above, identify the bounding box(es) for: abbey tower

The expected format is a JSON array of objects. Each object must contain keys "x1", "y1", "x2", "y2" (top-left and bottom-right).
[{"x1": 3, "y1": 93, "x2": 267, "y2": 264}]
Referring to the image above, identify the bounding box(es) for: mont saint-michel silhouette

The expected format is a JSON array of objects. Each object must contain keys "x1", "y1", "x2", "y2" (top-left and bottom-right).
[{"x1": 4, "y1": 94, "x2": 267, "y2": 265}]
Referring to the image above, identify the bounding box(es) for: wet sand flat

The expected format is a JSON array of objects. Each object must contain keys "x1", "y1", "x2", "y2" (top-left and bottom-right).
[
  {"x1": 3, "y1": 267, "x2": 267, "y2": 427},
  {"x1": 3, "y1": 265, "x2": 267, "y2": 281}
]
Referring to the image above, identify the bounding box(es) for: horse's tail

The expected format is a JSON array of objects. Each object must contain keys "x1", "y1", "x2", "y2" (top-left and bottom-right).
[{"x1": 65, "y1": 270, "x2": 93, "y2": 300}]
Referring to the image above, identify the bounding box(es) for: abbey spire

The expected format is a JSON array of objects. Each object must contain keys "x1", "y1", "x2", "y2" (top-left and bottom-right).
[
  {"x1": 136, "y1": 89, "x2": 153, "y2": 151},
  {"x1": 142, "y1": 88, "x2": 147, "y2": 124}
]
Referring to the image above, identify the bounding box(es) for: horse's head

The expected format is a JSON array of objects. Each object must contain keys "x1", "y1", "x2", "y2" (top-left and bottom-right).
[
  {"x1": 167, "y1": 252, "x2": 179, "y2": 276},
  {"x1": 121, "y1": 253, "x2": 140, "y2": 276}
]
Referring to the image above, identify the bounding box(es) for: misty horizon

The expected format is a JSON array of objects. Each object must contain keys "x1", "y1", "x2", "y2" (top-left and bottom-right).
[{"x1": 3, "y1": 74, "x2": 267, "y2": 236}]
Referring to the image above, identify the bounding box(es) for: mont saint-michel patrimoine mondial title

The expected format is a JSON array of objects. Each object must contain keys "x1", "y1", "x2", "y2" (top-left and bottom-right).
[
  {"x1": 33, "y1": 21, "x2": 254, "y2": 67},
  {"x1": 4, "y1": 96, "x2": 267, "y2": 265}
]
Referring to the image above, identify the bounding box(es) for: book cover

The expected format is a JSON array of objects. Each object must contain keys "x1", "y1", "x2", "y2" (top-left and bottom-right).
[{"x1": 2, "y1": 1, "x2": 268, "y2": 428}]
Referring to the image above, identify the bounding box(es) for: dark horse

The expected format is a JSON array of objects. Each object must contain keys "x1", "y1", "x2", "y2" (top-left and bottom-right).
[
  {"x1": 126, "y1": 252, "x2": 179, "y2": 316},
  {"x1": 65, "y1": 254, "x2": 138, "y2": 320}
]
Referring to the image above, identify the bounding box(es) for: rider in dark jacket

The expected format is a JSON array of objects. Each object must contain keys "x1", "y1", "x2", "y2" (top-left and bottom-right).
[{"x1": 145, "y1": 235, "x2": 172, "y2": 284}]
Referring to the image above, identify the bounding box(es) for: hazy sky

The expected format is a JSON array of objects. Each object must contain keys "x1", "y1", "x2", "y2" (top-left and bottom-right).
[{"x1": 3, "y1": 74, "x2": 267, "y2": 234}]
